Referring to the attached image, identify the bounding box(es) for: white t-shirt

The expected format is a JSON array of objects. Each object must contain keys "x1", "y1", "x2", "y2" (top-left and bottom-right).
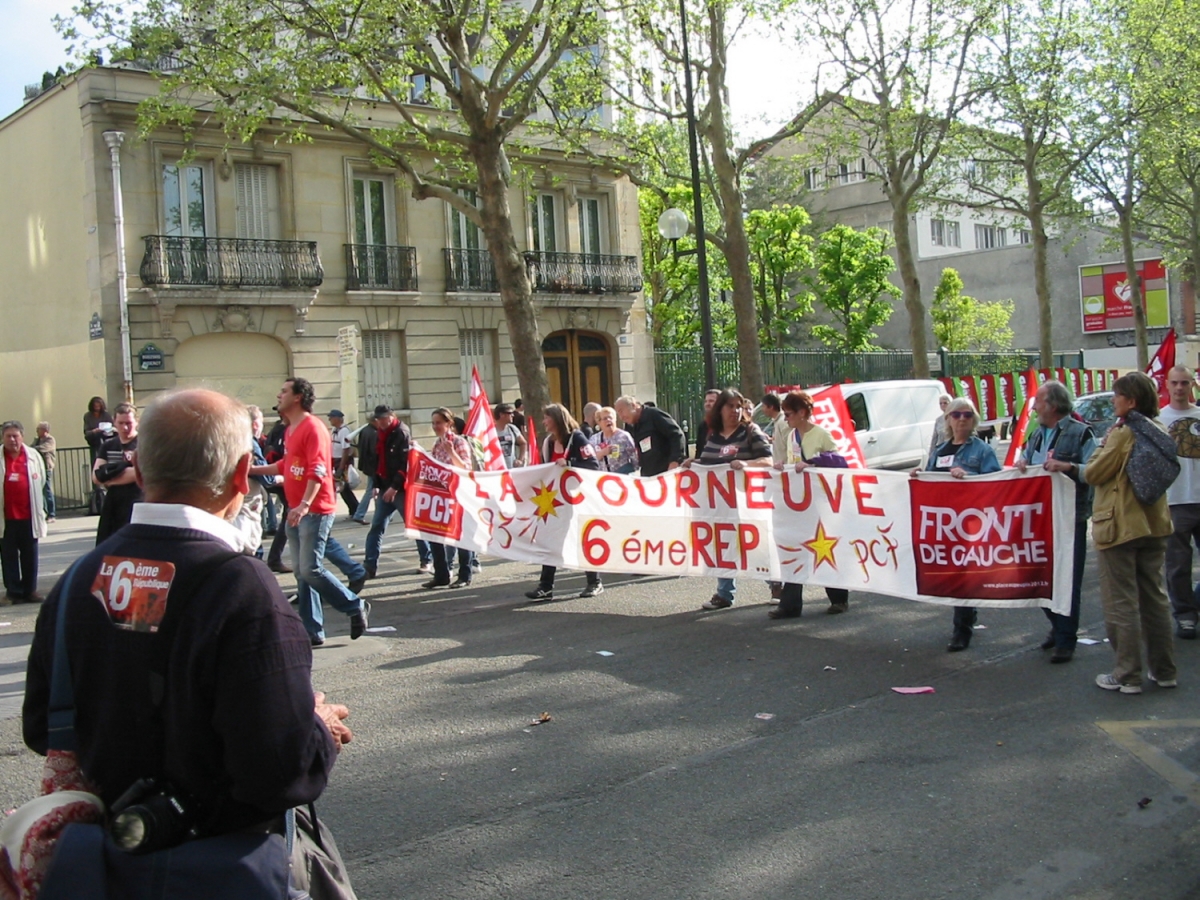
[
  {"x1": 330, "y1": 424, "x2": 352, "y2": 459},
  {"x1": 1158, "y1": 404, "x2": 1200, "y2": 505}
]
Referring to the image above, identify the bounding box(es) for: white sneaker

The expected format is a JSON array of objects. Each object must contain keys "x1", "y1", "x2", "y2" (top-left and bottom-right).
[
  {"x1": 1096, "y1": 673, "x2": 1141, "y2": 694},
  {"x1": 417, "y1": 562, "x2": 432, "y2": 575},
  {"x1": 1147, "y1": 672, "x2": 1178, "y2": 688}
]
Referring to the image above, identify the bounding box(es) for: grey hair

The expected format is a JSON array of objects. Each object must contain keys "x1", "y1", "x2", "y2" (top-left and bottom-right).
[
  {"x1": 138, "y1": 390, "x2": 251, "y2": 498},
  {"x1": 247, "y1": 405, "x2": 263, "y2": 421},
  {"x1": 1038, "y1": 380, "x2": 1073, "y2": 416},
  {"x1": 0, "y1": 421, "x2": 22, "y2": 435},
  {"x1": 37, "y1": 421, "x2": 50, "y2": 432},
  {"x1": 614, "y1": 394, "x2": 640, "y2": 409},
  {"x1": 944, "y1": 397, "x2": 979, "y2": 433}
]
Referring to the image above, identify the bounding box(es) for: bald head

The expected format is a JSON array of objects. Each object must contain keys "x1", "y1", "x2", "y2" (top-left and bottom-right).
[
  {"x1": 1167, "y1": 366, "x2": 1196, "y2": 409},
  {"x1": 137, "y1": 389, "x2": 252, "y2": 508}
]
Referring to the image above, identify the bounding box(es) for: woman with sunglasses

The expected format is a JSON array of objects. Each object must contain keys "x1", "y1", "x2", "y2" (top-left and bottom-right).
[
  {"x1": 525, "y1": 404, "x2": 604, "y2": 600},
  {"x1": 769, "y1": 391, "x2": 850, "y2": 618},
  {"x1": 916, "y1": 397, "x2": 1000, "y2": 651}
]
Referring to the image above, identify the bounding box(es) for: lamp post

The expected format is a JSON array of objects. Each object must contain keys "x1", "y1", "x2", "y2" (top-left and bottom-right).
[
  {"x1": 657, "y1": 0, "x2": 717, "y2": 393},
  {"x1": 103, "y1": 130, "x2": 134, "y2": 404}
]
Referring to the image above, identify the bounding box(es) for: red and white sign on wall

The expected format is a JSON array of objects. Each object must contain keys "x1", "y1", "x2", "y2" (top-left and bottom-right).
[
  {"x1": 909, "y1": 476, "x2": 1054, "y2": 601},
  {"x1": 1080, "y1": 258, "x2": 1170, "y2": 333}
]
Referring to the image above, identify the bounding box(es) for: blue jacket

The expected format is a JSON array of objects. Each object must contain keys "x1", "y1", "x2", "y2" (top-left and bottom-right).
[{"x1": 926, "y1": 436, "x2": 1001, "y2": 475}]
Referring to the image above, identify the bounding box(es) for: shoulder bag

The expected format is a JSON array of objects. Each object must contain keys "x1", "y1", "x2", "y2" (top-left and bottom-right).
[{"x1": 1124, "y1": 411, "x2": 1181, "y2": 506}]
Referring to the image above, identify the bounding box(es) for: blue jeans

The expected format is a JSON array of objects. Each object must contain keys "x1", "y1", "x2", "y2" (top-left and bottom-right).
[
  {"x1": 351, "y1": 476, "x2": 376, "y2": 523},
  {"x1": 716, "y1": 577, "x2": 736, "y2": 603},
  {"x1": 42, "y1": 470, "x2": 55, "y2": 519},
  {"x1": 287, "y1": 513, "x2": 362, "y2": 641},
  {"x1": 325, "y1": 536, "x2": 366, "y2": 582},
  {"x1": 365, "y1": 493, "x2": 403, "y2": 570},
  {"x1": 415, "y1": 539, "x2": 434, "y2": 567},
  {"x1": 264, "y1": 492, "x2": 279, "y2": 532}
]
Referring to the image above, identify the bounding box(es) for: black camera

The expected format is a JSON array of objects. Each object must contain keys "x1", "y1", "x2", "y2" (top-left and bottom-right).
[{"x1": 108, "y1": 778, "x2": 200, "y2": 854}]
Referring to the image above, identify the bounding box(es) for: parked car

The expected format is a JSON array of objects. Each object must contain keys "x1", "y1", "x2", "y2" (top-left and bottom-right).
[
  {"x1": 841, "y1": 379, "x2": 946, "y2": 469},
  {"x1": 1073, "y1": 391, "x2": 1117, "y2": 440}
]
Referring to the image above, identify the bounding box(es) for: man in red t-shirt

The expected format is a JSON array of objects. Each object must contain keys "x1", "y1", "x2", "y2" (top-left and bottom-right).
[{"x1": 250, "y1": 378, "x2": 368, "y2": 646}]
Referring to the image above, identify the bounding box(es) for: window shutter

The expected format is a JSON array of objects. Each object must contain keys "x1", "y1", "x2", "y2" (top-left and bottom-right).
[
  {"x1": 363, "y1": 330, "x2": 405, "y2": 410},
  {"x1": 235, "y1": 164, "x2": 279, "y2": 239}
]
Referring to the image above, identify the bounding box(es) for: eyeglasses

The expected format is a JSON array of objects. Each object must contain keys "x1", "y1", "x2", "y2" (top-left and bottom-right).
[{"x1": 948, "y1": 411, "x2": 974, "y2": 420}]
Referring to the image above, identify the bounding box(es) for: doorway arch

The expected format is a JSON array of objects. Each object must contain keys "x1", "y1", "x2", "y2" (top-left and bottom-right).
[
  {"x1": 541, "y1": 330, "x2": 613, "y2": 420},
  {"x1": 174, "y1": 332, "x2": 289, "y2": 411}
]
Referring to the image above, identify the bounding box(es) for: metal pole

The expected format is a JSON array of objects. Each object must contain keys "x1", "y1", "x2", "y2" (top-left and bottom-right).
[
  {"x1": 678, "y1": 0, "x2": 717, "y2": 391},
  {"x1": 104, "y1": 130, "x2": 134, "y2": 404}
]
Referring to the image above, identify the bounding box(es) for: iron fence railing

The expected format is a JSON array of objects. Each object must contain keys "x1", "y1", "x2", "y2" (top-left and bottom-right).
[
  {"x1": 49, "y1": 447, "x2": 97, "y2": 514},
  {"x1": 344, "y1": 244, "x2": 418, "y2": 291},
  {"x1": 140, "y1": 235, "x2": 324, "y2": 289},
  {"x1": 524, "y1": 251, "x2": 643, "y2": 294},
  {"x1": 444, "y1": 248, "x2": 500, "y2": 292},
  {"x1": 939, "y1": 349, "x2": 1084, "y2": 376}
]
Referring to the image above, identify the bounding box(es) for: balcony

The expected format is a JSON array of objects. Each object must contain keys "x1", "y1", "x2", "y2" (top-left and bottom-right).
[
  {"x1": 444, "y1": 248, "x2": 644, "y2": 295},
  {"x1": 345, "y1": 244, "x2": 418, "y2": 291},
  {"x1": 139, "y1": 236, "x2": 323, "y2": 289},
  {"x1": 525, "y1": 251, "x2": 643, "y2": 294},
  {"x1": 444, "y1": 248, "x2": 500, "y2": 292}
]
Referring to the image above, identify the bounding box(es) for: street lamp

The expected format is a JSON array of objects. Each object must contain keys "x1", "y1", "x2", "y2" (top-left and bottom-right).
[{"x1": 658, "y1": 0, "x2": 717, "y2": 392}]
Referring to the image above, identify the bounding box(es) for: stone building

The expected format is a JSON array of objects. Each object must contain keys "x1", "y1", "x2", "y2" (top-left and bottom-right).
[{"x1": 0, "y1": 65, "x2": 653, "y2": 444}]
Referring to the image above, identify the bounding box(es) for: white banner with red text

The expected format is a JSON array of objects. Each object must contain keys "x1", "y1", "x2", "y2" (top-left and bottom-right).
[{"x1": 404, "y1": 449, "x2": 1076, "y2": 611}]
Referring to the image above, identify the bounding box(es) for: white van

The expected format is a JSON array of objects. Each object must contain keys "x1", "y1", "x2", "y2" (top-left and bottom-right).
[{"x1": 840, "y1": 379, "x2": 945, "y2": 470}]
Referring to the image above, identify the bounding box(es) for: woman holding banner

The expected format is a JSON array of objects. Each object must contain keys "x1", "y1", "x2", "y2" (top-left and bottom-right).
[
  {"x1": 683, "y1": 389, "x2": 773, "y2": 611},
  {"x1": 590, "y1": 407, "x2": 638, "y2": 474},
  {"x1": 424, "y1": 408, "x2": 475, "y2": 589},
  {"x1": 1081, "y1": 372, "x2": 1177, "y2": 694},
  {"x1": 525, "y1": 404, "x2": 604, "y2": 601},
  {"x1": 918, "y1": 397, "x2": 1001, "y2": 651},
  {"x1": 769, "y1": 391, "x2": 851, "y2": 619}
]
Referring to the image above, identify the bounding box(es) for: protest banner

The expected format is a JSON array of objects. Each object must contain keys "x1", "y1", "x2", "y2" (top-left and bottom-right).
[{"x1": 404, "y1": 449, "x2": 1075, "y2": 612}]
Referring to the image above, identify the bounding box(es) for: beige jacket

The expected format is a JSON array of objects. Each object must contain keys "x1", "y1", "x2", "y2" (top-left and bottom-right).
[
  {"x1": 1082, "y1": 420, "x2": 1173, "y2": 550},
  {"x1": 0, "y1": 445, "x2": 48, "y2": 539}
]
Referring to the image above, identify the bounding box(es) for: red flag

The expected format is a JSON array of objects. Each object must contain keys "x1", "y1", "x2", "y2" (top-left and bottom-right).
[
  {"x1": 465, "y1": 366, "x2": 506, "y2": 470},
  {"x1": 1146, "y1": 329, "x2": 1176, "y2": 407},
  {"x1": 526, "y1": 414, "x2": 540, "y2": 465},
  {"x1": 1005, "y1": 396, "x2": 1035, "y2": 467}
]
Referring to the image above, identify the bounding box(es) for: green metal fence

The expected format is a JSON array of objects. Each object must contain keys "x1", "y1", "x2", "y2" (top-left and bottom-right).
[{"x1": 654, "y1": 348, "x2": 1087, "y2": 445}]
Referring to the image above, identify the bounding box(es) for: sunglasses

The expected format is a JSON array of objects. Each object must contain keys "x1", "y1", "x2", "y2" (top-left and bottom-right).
[{"x1": 948, "y1": 411, "x2": 974, "y2": 419}]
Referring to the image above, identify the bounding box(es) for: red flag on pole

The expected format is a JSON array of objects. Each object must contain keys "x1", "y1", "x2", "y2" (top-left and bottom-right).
[
  {"x1": 1004, "y1": 396, "x2": 1035, "y2": 467},
  {"x1": 464, "y1": 366, "x2": 506, "y2": 470},
  {"x1": 1146, "y1": 329, "x2": 1176, "y2": 408},
  {"x1": 526, "y1": 413, "x2": 540, "y2": 465}
]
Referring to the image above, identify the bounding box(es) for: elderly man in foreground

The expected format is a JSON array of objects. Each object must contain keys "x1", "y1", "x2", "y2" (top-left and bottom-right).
[{"x1": 23, "y1": 389, "x2": 353, "y2": 891}]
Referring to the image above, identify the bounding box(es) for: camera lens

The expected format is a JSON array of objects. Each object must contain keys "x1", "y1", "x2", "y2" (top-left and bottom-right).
[{"x1": 110, "y1": 809, "x2": 149, "y2": 851}]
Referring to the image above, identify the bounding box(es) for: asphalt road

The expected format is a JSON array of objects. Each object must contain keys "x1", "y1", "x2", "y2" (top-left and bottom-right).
[{"x1": 0, "y1": 506, "x2": 1198, "y2": 900}]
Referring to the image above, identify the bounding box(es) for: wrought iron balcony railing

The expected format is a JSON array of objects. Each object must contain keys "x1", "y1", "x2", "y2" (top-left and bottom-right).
[
  {"x1": 345, "y1": 244, "x2": 418, "y2": 291},
  {"x1": 444, "y1": 248, "x2": 644, "y2": 295},
  {"x1": 524, "y1": 251, "x2": 643, "y2": 294},
  {"x1": 139, "y1": 236, "x2": 323, "y2": 289},
  {"x1": 444, "y1": 248, "x2": 500, "y2": 292}
]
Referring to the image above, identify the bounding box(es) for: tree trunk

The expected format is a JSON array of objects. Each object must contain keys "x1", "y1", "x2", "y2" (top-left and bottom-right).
[
  {"x1": 703, "y1": 3, "x2": 764, "y2": 400},
  {"x1": 891, "y1": 199, "x2": 929, "y2": 378},
  {"x1": 472, "y1": 137, "x2": 551, "y2": 416},
  {"x1": 1119, "y1": 208, "x2": 1148, "y2": 369},
  {"x1": 1025, "y1": 171, "x2": 1053, "y2": 367}
]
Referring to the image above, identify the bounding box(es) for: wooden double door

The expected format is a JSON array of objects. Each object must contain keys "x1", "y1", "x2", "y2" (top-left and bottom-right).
[{"x1": 542, "y1": 330, "x2": 612, "y2": 421}]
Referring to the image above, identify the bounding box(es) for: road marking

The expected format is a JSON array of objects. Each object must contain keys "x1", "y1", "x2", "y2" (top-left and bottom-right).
[{"x1": 1096, "y1": 719, "x2": 1200, "y2": 803}]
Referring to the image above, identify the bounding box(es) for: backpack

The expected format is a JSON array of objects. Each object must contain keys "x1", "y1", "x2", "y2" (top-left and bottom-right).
[{"x1": 1124, "y1": 410, "x2": 1181, "y2": 506}]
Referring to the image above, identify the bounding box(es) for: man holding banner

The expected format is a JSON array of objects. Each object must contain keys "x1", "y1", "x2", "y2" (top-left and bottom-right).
[
  {"x1": 1016, "y1": 381, "x2": 1097, "y2": 663},
  {"x1": 363, "y1": 405, "x2": 420, "y2": 579}
]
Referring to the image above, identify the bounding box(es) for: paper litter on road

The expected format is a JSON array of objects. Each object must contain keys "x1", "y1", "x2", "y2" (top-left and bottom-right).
[
  {"x1": 891, "y1": 686, "x2": 936, "y2": 695},
  {"x1": 595, "y1": 650, "x2": 614, "y2": 657},
  {"x1": 823, "y1": 665, "x2": 837, "y2": 671},
  {"x1": 1077, "y1": 638, "x2": 1101, "y2": 645},
  {"x1": 364, "y1": 626, "x2": 396, "y2": 633},
  {"x1": 754, "y1": 713, "x2": 775, "y2": 721},
  {"x1": 0, "y1": 623, "x2": 11, "y2": 627}
]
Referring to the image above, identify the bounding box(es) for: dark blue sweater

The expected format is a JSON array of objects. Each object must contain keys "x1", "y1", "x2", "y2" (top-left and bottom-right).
[{"x1": 23, "y1": 524, "x2": 336, "y2": 834}]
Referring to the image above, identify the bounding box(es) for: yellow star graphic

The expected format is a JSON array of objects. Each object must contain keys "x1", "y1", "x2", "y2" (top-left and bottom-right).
[
  {"x1": 803, "y1": 522, "x2": 839, "y2": 571},
  {"x1": 529, "y1": 482, "x2": 564, "y2": 522}
]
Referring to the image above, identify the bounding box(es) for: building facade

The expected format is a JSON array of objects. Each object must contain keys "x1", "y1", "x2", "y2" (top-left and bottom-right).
[{"x1": 0, "y1": 66, "x2": 654, "y2": 445}]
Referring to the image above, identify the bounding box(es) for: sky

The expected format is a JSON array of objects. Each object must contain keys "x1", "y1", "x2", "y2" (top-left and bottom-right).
[{"x1": 0, "y1": 0, "x2": 810, "y2": 136}]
